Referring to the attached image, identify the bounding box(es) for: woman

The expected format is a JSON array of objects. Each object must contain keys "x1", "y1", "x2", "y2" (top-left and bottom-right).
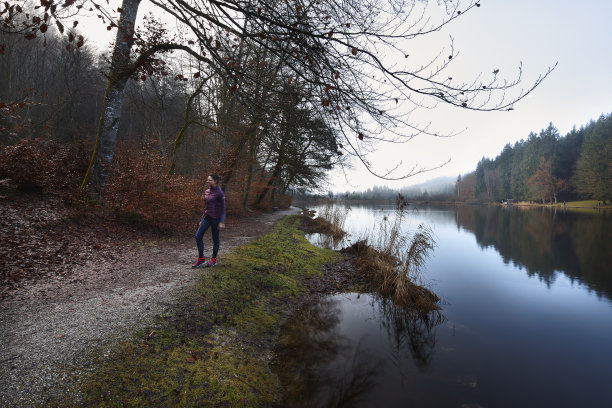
[{"x1": 192, "y1": 174, "x2": 226, "y2": 268}]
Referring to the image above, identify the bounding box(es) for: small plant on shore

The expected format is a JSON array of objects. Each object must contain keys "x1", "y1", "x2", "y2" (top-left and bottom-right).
[
  {"x1": 300, "y1": 202, "x2": 349, "y2": 241},
  {"x1": 347, "y1": 198, "x2": 440, "y2": 314},
  {"x1": 317, "y1": 202, "x2": 350, "y2": 238}
]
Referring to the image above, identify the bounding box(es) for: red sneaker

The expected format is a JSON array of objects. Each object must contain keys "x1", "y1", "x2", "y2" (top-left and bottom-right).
[
  {"x1": 192, "y1": 257, "x2": 206, "y2": 268},
  {"x1": 205, "y1": 258, "x2": 217, "y2": 267}
]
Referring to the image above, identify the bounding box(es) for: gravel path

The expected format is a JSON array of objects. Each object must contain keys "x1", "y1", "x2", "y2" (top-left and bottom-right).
[{"x1": 0, "y1": 208, "x2": 299, "y2": 407}]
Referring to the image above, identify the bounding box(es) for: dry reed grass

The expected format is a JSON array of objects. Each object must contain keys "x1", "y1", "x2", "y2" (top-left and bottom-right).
[
  {"x1": 300, "y1": 203, "x2": 349, "y2": 240},
  {"x1": 315, "y1": 202, "x2": 349, "y2": 239},
  {"x1": 301, "y1": 199, "x2": 439, "y2": 315},
  {"x1": 346, "y1": 201, "x2": 440, "y2": 315}
]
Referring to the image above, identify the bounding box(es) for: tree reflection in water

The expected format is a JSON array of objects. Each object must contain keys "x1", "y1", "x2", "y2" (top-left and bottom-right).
[
  {"x1": 456, "y1": 205, "x2": 612, "y2": 300},
  {"x1": 377, "y1": 296, "x2": 444, "y2": 373},
  {"x1": 272, "y1": 293, "x2": 445, "y2": 407},
  {"x1": 304, "y1": 232, "x2": 349, "y2": 251}
]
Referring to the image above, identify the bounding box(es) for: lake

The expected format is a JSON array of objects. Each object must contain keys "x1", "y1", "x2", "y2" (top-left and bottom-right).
[{"x1": 273, "y1": 204, "x2": 612, "y2": 407}]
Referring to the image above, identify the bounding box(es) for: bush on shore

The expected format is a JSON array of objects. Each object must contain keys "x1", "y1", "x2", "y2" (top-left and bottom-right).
[{"x1": 304, "y1": 201, "x2": 441, "y2": 315}]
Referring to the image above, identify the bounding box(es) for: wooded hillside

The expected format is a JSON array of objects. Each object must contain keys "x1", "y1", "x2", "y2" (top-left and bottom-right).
[
  {"x1": 327, "y1": 114, "x2": 611, "y2": 204},
  {"x1": 457, "y1": 113, "x2": 612, "y2": 203}
]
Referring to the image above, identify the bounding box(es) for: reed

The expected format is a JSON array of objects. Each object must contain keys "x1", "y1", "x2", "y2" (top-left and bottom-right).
[
  {"x1": 301, "y1": 202, "x2": 349, "y2": 240},
  {"x1": 317, "y1": 202, "x2": 349, "y2": 238},
  {"x1": 348, "y1": 203, "x2": 440, "y2": 314}
]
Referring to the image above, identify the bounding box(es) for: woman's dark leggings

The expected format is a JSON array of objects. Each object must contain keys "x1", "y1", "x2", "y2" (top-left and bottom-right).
[{"x1": 195, "y1": 217, "x2": 220, "y2": 258}]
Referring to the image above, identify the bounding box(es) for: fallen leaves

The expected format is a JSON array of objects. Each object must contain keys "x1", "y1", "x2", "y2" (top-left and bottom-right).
[{"x1": 0, "y1": 193, "x2": 169, "y2": 299}]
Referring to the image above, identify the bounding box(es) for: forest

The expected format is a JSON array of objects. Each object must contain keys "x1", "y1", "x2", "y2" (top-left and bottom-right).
[
  {"x1": 1, "y1": 0, "x2": 555, "y2": 229},
  {"x1": 332, "y1": 113, "x2": 611, "y2": 204},
  {"x1": 458, "y1": 113, "x2": 612, "y2": 204},
  {"x1": 0, "y1": 6, "x2": 340, "y2": 228}
]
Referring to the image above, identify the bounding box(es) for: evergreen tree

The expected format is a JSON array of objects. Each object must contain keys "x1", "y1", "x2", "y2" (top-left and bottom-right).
[
  {"x1": 573, "y1": 114, "x2": 612, "y2": 203},
  {"x1": 556, "y1": 125, "x2": 584, "y2": 200},
  {"x1": 458, "y1": 113, "x2": 610, "y2": 203},
  {"x1": 496, "y1": 143, "x2": 514, "y2": 200}
]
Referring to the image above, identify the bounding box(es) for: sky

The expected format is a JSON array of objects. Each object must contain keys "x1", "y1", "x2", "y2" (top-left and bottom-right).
[
  {"x1": 78, "y1": 0, "x2": 612, "y2": 193},
  {"x1": 328, "y1": 0, "x2": 612, "y2": 193}
]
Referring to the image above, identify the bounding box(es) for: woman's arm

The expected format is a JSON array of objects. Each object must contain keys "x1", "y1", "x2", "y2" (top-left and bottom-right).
[{"x1": 219, "y1": 189, "x2": 226, "y2": 225}]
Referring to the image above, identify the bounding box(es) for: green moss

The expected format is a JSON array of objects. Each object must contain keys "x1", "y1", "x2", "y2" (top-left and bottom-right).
[
  {"x1": 201, "y1": 332, "x2": 279, "y2": 406},
  {"x1": 233, "y1": 302, "x2": 278, "y2": 336},
  {"x1": 51, "y1": 215, "x2": 341, "y2": 407}
]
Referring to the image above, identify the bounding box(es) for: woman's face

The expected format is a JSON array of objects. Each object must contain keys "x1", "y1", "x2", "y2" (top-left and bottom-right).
[{"x1": 206, "y1": 176, "x2": 217, "y2": 188}]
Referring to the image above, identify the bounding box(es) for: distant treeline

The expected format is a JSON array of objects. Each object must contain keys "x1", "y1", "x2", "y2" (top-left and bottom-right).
[
  {"x1": 339, "y1": 181, "x2": 455, "y2": 202},
  {"x1": 459, "y1": 113, "x2": 611, "y2": 203},
  {"x1": 295, "y1": 113, "x2": 612, "y2": 204},
  {"x1": 295, "y1": 180, "x2": 456, "y2": 202}
]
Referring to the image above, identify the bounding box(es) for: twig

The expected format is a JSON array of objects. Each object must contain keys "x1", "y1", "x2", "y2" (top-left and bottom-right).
[{"x1": 0, "y1": 354, "x2": 21, "y2": 364}]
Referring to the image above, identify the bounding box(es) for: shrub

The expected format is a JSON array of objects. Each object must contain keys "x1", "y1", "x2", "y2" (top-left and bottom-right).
[
  {"x1": 104, "y1": 139, "x2": 203, "y2": 233},
  {"x1": 0, "y1": 138, "x2": 88, "y2": 193}
]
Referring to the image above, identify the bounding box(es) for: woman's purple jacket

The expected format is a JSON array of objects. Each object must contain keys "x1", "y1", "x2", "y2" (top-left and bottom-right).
[{"x1": 203, "y1": 185, "x2": 226, "y2": 223}]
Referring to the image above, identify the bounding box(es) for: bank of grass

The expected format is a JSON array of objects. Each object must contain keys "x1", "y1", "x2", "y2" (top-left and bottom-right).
[
  {"x1": 299, "y1": 205, "x2": 347, "y2": 240},
  {"x1": 506, "y1": 199, "x2": 612, "y2": 214},
  {"x1": 344, "y1": 225, "x2": 441, "y2": 315},
  {"x1": 52, "y1": 215, "x2": 341, "y2": 407},
  {"x1": 554, "y1": 199, "x2": 611, "y2": 208},
  {"x1": 509, "y1": 199, "x2": 611, "y2": 209}
]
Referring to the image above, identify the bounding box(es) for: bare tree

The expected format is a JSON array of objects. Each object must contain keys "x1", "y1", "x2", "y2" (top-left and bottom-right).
[
  {"x1": 3, "y1": 0, "x2": 554, "y2": 199},
  {"x1": 0, "y1": 16, "x2": 102, "y2": 142}
]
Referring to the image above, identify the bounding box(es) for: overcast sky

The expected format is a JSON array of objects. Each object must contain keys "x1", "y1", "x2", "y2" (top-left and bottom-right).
[
  {"x1": 80, "y1": 1, "x2": 612, "y2": 193},
  {"x1": 328, "y1": 0, "x2": 612, "y2": 192}
]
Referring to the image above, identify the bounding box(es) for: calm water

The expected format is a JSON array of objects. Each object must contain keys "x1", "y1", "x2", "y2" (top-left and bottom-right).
[{"x1": 274, "y1": 204, "x2": 612, "y2": 407}]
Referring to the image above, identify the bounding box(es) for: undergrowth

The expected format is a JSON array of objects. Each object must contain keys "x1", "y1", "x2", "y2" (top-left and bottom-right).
[
  {"x1": 315, "y1": 203, "x2": 349, "y2": 239},
  {"x1": 49, "y1": 216, "x2": 341, "y2": 407},
  {"x1": 343, "y1": 198, "x2": 441, "y2": 315}
]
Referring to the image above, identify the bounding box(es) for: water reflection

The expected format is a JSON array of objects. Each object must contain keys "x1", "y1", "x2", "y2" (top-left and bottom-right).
[
  {"x1": 305, "y1": 232, "x2": 350, "y2": 251},
  {"x1": 309, "y1": 203, "x2": 612, "y2": 302},
  {"x1": 272, "y1": 293, "x2": 444, "y2": 407},
  {"x1": 456, "y1": 205, "x2": 612, "y2": 301},
  {"x1": 272, "y1": 296, "x2": 380, "y2": 407},
  {"x1": 377, "y1": 297, "x2": 442, "y2": 373},
  {"x1": 296, "y1": 204, "x2": 612, "y2": 406}
]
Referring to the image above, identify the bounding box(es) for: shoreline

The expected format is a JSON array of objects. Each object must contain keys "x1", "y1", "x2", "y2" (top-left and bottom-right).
[
  {"x1": 2, "y1": 211, "x2": 368, "y2": 407},
  {"x1": 0, "y1": 207, "x2": 303, "y2": 407},
  {"x1": 296, "y1": 199, "x2": 612, "y2": 211}
]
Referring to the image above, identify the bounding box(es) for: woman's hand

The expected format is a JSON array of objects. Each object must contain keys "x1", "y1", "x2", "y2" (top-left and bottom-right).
[{"x1": 219, "y1": 222, "x2": 225, "y2": 229}]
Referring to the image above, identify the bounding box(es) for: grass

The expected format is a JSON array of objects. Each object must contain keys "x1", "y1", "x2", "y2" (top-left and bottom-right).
[
  {"x1": 303, "y1": 200, "x2": 441, "y2": 315},
  {"x1": 47, "y1": 205, "x2": 442, "y2": 406},
  {"x1": 557, "y1": 200, "x2": 611, "y2": 208},
  {"x1": 316, "y1": 203, "x2": 349, "y2": 238},
  {"x1": 49, "y1": 216, "x2": 341, "y2": 407},
  {"x1": 345, "y1": 207, "x2": 441, "y2": 316},
  {"x1": 512, "y1": 199, "x2": 611, "y2": 209},
  {"x1": 306, "y1": 203, "x2": 349, "y2": 240}
]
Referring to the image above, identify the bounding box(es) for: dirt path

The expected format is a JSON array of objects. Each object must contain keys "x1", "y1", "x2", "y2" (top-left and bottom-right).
[{"x1": 0, "y1": 208, "x2": 300, "y2": 407}]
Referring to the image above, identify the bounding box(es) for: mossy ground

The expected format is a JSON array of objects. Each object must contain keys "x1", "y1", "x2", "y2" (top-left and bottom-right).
[{"x1": 50, "y1": 215, "x2": 341, "y2": 407}]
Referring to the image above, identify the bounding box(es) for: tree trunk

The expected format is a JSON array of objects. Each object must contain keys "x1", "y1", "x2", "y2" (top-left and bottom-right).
[
  {"x1": 168, "y1": 80, "x2": 207, "y2": 174},
  {"x1": 242, "y1": 136, "x2": 257, "y2": 212},
  {"x1": 81, "y1": 0, "x2": 141, "y2": 199},
  {"x1": 254, "y1": 159, "x2": 283, "y2": 207}
]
